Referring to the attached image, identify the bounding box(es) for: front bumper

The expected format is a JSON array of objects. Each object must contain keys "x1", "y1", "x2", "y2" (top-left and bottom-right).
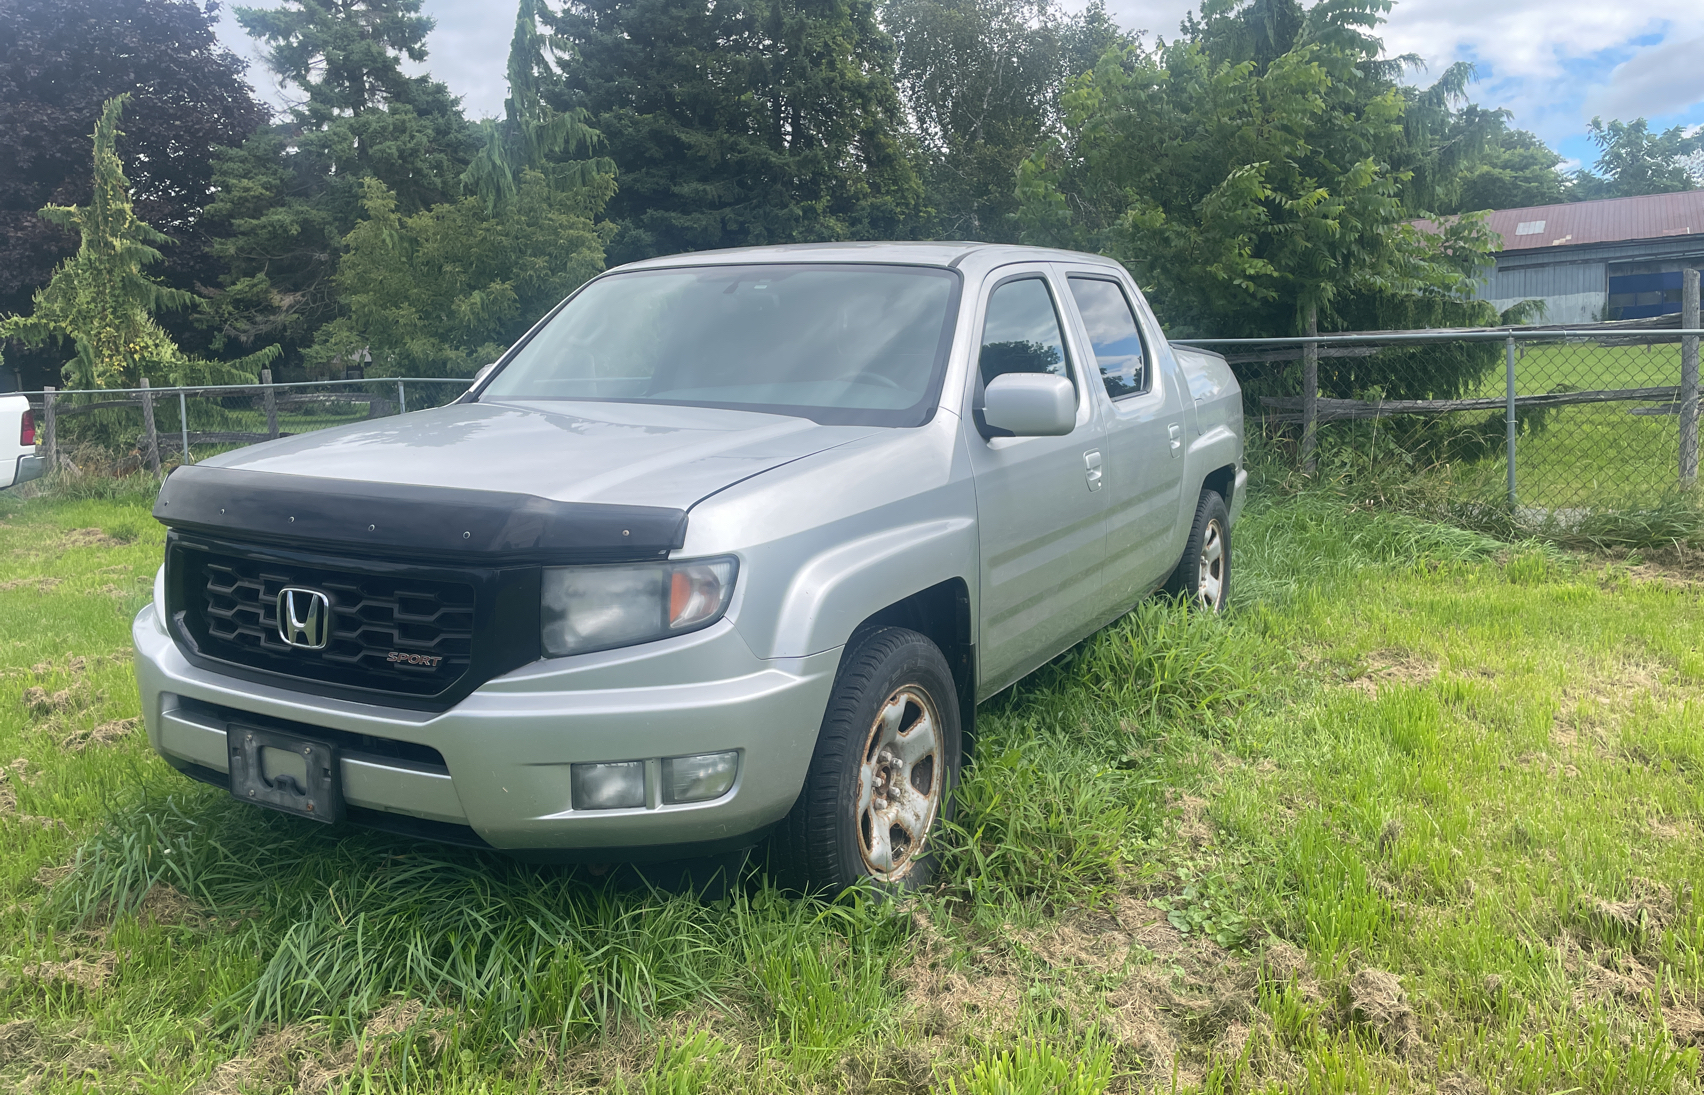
[{"x1": 133, "y1": 605, "x2": 839, "y2": 854}]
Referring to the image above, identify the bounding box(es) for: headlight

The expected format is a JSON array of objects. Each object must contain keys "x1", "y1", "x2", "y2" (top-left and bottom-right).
[{"x1": 541, "y1": 556, "x2": 737, "y2": 657}]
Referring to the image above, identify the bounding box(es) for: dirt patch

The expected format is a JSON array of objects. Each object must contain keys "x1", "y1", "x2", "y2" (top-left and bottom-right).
[
  {"x1": 21, "y1": 686, "x2": 75, "y2": 716},
  {"x1": 139, "y1": 883, "x2": 201, "y2": 927},
  {"x1": 197, "y1": 1001, "x2": 449, "y2": 1095},
  {"x1": 1349, "y1": 967, "x2": 1421, "y2": 1058},
  {"x1": 62, "y1": 717, "x2": 140, "y2": 752},
  {"x1": 1648, "y1": 816, "x2": 1697, "y2": 843},
  {"x1": 60, "y1": 528, "x2": 119, "y2": 549},
  {"x1": 1581, "y1": 877, "x2": 1677, "y2": 940},
  {"x1": 1170, "y1": 792, "x2": 1215, "y2": 847},
  {"x1": 897, "y1": 896, "x2": 1312, "y2": 1090},
  {"x1": 0, "y1": 577, "x2": 62, "y2": 593},
  {"x1": 30, "y1": 656, "x2": 89, "y2": 677},
  {"x1": 22, "y1": 953, "x2": 116, "y2": 993},
  {"x1": 1346, "y1": 649, "x2": 1438, "y2": 696},
  {"x1": 0, "y1": 1019, "x2": 38, "y2": 1065},
  {"x1": 0, "y1": 1019, "x2": 116, "y2": 1092}
]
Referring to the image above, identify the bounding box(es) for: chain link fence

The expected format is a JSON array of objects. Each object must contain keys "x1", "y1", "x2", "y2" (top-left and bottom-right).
[
  {"x1": 1182, "y1": 319, "x2": 1704, "y2": 529},
  {"x1": 19, "y1": 374, "x2": 475, "y2": 477}
]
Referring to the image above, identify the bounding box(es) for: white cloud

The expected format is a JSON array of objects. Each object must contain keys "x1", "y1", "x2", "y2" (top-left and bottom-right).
[{"x1": 1587, "y1": 35, "x2": 1704, "y2": 120}]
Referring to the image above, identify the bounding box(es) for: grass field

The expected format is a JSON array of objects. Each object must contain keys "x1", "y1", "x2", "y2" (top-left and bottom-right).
[
  {"x1": 1441, "y1": 340, "x2": 1689, "y2": 512},
  {"x1": 1, "y1": 481, "x2": 1700, "y2": 1093}
]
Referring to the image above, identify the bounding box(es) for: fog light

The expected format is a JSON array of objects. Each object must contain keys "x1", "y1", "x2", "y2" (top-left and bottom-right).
[
  {"x1": 662, "y1": 751, "x2": 739, "y2": 804},
  {"x1": 571, "y1": 761, "x2": 645, "y2": 810}
]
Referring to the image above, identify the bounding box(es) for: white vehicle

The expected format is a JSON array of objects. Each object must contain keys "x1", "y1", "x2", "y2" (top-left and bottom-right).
[{"x1": 0, "y1": 395, "x2": 42, "y2": 490}]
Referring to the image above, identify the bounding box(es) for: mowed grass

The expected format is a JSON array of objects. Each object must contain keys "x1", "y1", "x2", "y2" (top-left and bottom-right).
[{"x1": 0, "y1": 479, "x2": 1701, "y2": 1093}]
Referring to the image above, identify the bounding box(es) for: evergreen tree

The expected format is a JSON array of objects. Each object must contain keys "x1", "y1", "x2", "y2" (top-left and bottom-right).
[
  {"x1": 0, "y1": 0, "x2": 269, "y2": 388},
  {"x1": 0, "y1": 97, "x2": 275, "y2": 390},
  {"x1": 547, "y1": 0, "x2": 922, "y2": 261},
  {"x1": 204, "y1": 0, "x2": 477, "y2": 375},
  {"x1": 237, "y1": 0, "x2": 435, "y2": 120},
  {"x1": 310, "y1": 171, "x2": 611, "y2": 378},
  {"x1": 461, "y1": 0, "x2": 613, "y2": 214}
]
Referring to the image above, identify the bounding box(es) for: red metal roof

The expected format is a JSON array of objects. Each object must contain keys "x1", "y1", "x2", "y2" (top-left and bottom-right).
[{"x1": 1438, "y1": 190, "x2": 1704, "y2": 252}]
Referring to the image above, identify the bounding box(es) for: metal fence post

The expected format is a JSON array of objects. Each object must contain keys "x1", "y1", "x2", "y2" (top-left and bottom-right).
[
  {"x1": 42, "y1": 386, "x2": 56, "y2": 472},
  {"x1": 396, "y1": 379, "x2": 406, "y2": 414},
  {"x1": 178, "y1": 390, "x2": 191, "y2": 464},
  {"x1": 1505, "y1": 335, "x2": 1517, "y2": 507},
  {"x1": 1301, "y1": 304, "x2": 1319, "y2": 476},
  {"x1": 262, "y1": 368, "x2": 280, "y2": 439},
  {"x1": 1680, "y1": 268, "x2": 1700, "y2": 485},
  {"x1": 139, "y1": 377, "x2": 161, "y2": 475}
]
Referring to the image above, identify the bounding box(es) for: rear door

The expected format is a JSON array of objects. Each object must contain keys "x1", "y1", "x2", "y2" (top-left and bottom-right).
[
  {"x1": 964, "y1": 266, "x2": 1108, "y2": 695},
  {"x1": 1058, "y1": 267, "x2": 1188, "y2": 610}
]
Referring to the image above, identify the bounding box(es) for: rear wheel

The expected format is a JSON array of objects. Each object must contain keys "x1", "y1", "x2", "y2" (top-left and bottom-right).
[
  {"x1": 770, "y1": 627, "x2": 962, "y2": 895},
  {"x1": 1165, "y1": 489, "x2": 1231, "y2": 612}
]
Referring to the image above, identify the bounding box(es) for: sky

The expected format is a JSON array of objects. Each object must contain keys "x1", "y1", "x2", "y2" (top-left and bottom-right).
[{"x1": 216, "y1": 0, "x2": 1704, "y2": 178}]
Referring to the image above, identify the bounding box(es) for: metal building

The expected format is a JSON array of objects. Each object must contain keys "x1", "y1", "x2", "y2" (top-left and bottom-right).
[{"x1": 1450, "y1": 191, "x2": 1704, "y2": 324}]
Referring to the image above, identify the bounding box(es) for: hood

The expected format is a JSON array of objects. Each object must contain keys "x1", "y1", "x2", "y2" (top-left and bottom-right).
[
  {"x1": 203, "y1": 399, "x2": 880, "y2": 510},
  {"x1": 155, "y1": 401, "x2": 881, "y2": 562}
]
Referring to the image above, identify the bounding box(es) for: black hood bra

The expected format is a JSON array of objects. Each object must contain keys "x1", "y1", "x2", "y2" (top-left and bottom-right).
[{"x1": 154, "y1": 464, "x2": 688, "y2": 565}]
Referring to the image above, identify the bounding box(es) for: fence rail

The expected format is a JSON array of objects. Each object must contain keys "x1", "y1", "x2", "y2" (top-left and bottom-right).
[
  {"x1": 19, "y1": 373, "x2": 475, "y2": 475},
  {"x1": 1190, "y1": 271, "x2": 1702, "y2": 517}
]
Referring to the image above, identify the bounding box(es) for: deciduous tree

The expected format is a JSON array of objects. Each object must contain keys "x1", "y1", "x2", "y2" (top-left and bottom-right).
[{"x1": 1567, "y1": 118, "x2": 1702, "y2": 200}]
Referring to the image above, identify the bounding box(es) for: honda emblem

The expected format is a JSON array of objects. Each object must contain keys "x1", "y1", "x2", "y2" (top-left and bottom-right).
[{"x1": 276, "y1": 587, "x2": 330, "y2": 650}]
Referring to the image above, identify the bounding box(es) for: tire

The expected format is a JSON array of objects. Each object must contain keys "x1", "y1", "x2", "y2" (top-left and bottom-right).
[
  {"x1": 1164, "y1": 489, "x2": 1231, "y2": 612},
  {"x1": 770, "y1": 627, "x2": 962, "y2": 895}
]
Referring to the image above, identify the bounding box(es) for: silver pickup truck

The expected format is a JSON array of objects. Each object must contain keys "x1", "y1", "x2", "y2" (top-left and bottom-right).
[{"x1": 135, "y1": 242, "x2": 1243, "y2": 893}]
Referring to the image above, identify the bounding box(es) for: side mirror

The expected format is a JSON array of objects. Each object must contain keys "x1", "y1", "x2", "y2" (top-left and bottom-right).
[
  {"x1": 982, "y1": 373, "x2": 1075, "y2": 437},
  {"x1": 473, "y1": 362, "x2": 499, "y2": 386}
]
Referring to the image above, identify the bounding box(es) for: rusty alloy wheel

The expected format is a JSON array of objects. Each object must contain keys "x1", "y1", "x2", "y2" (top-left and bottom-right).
[
  {"x1": 854, "y1": 685, "x2": 944, "y2": 881},
  {"x1": 1197, "y1": 517, "x2": 1226, "y2": 611}
]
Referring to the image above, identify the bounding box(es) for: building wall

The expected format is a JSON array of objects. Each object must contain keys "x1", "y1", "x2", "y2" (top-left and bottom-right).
[{"x1": 1479, "y1": 261, "x2": 1606, "y2": 324}]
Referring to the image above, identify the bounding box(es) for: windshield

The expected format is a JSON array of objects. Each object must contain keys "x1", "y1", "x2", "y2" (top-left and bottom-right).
[{"x1": 480, "y1": 264, "x2": 961, "y2": 426}]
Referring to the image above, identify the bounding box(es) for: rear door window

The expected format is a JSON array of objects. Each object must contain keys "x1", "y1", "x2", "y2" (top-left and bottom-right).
[{"x1": 1067, "y1": 277, "x2": 1148, "y2": 399}]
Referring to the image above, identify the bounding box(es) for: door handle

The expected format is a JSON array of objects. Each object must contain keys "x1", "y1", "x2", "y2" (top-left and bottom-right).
[
  {"x1": 1083, "y1": 449, "x2": 1103, "y2": 492},
  {"x1": 1168, "y1": 423, "x2": 1182, "y2": 458}
]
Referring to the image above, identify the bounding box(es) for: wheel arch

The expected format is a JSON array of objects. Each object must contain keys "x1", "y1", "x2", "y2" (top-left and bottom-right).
[
  {"x1": 1201, "y1": 462, "x2": 1236, "y2": 505},
  {"x1": 845, "y1": 578, "x2": 977, "y2": 759}
]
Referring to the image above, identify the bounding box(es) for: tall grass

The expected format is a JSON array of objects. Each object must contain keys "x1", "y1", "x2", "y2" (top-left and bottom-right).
[{"x1": 40, "y1": 788, "x2": 907, "y2": 1041}]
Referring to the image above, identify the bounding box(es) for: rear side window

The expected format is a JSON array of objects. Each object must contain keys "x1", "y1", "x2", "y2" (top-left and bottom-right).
[
  {"x1": 978, "y1": 278, "x2": 1073, "y2": 390},
  {"x1": 1068, "y1": 277, "x2": 1148, "y2": 398}
]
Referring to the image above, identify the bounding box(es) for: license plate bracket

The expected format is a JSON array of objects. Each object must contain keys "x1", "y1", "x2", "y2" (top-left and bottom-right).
[{"x1": 227, "y1": 725, "x2": 342, "y2": 824}]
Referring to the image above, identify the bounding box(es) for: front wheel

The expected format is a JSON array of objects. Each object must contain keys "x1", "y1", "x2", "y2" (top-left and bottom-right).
[
  {"x1": 769, "y1": 627, "x2": 962, "y2": 895},
  {"x1": 1165, "y1": 489, "x2": 1231, "y2": 612}
]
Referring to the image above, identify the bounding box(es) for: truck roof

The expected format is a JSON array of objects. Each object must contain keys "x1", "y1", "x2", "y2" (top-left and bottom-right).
[{"x1": 609, "y1": 241, "x2": 1125, "y2": 274}]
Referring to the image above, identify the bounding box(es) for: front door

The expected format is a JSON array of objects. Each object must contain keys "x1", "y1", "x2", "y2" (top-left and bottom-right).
[
  {"x1": 965, "y1": 267, "x2": 1108, "y2": 696},
  {"x1": 1061, "y1": 269, "x2": 1187, "y2": 610}
]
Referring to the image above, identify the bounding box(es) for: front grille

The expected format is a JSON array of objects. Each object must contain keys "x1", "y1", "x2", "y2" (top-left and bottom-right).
[{"x1": 184, "y1": 549, "x2": 476, "y2": 697}]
